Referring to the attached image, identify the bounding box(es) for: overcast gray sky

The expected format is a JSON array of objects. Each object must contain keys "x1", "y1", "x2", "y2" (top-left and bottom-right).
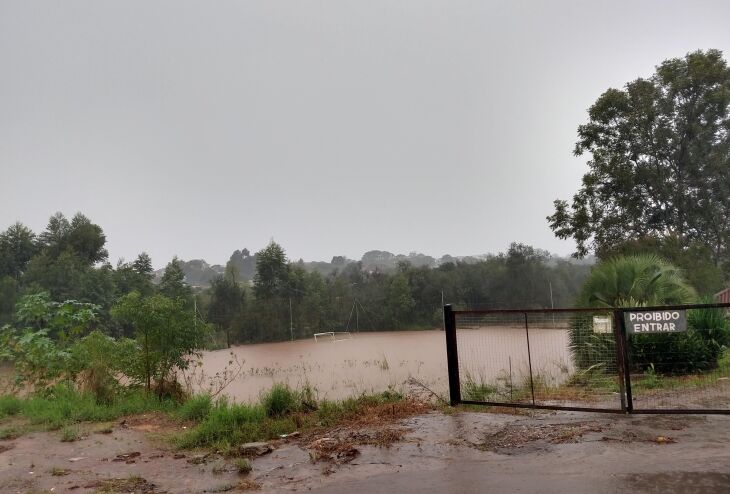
[{"x1": 2, "y1": 1, "x2": 730, "y2": 268}]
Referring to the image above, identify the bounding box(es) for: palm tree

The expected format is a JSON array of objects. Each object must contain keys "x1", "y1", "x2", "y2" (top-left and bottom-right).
[
  {"x1": 577, "y1": 254, "x2": 696, "y2": 308},
  {"x1": 570, "y1": 255, "x2": 697, "y2": 371}
]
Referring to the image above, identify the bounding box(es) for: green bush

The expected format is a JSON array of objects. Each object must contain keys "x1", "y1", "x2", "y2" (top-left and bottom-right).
[
  {"x1": 628, "y1": 305, "x2": 730, "y2": 374},
  {"x1": 568, "y1": 256, "x2": 730, "y2": 375},
  {"x1": 570, "y1": 304, "x2": 730, "y2": 375},
  {"x1": 0, "y1": 395, "x2": 22, "y2": 418},
  {"x1": 15, "y1": 385, "x2": 175, "y2": 430},
  {"x1": 178, "y1": 394, "x2": 213, "y2": 421},
  {"x1": 261, "y1": 383, "x2": 298, "y2": 417},
  {"x1": 175, "y1": 397, "x2": 270, "y2": 449}
]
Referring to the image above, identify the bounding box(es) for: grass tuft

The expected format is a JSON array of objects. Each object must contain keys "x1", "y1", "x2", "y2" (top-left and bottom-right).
[
  {"x1": 0, "y1": 427, "x2": 21, "y2": 439},
  {"x1": 261, "y1": 383, "x2": 298, "y2": 418},
  {"x1": 0, "y1": 395, "x2": 22, "y2": 418},
  {"x1": 60, "y1": 425, "x2": 80, "y2": 442},
  {"x1": 235, "y1": 458, "x2": 252, "y2": 474},
  {"x1": 177, "y1": 394, "x2": 212, "y2": 422}
]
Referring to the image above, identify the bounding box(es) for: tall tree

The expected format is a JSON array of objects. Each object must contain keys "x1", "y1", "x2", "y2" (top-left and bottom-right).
[
  {"x1": 228, "y1": 248, "x2": 257, "y2": 280},
  {"x1": 253, "y1": 242, "x2": 289, "y2": 299},
  {"x1": 132, "y1": 252, "x2": 154, "y2": 277},
  {"x1": 0, "y1": 222, "x2": 37, "y2": 280},
  {"x1": 207, "y1": 274, "x2": 244, "y2": 347},
  {"x1": 159, "y1": 256, "x2": 192, "y2": 303},
  {"x1": 37, "y1": 212, "x2": 108, "y2": 265},
  {"x1": 66, "y1": 213, "x2": 108, "y2": 265},
  {"x1": 38, "y1": 212, "x2": 70, "y2": 258},
  {"x1": 114, "y1": 256, "x2": 154, "y2": 298},
  {"x1": 112, "y1": 292, "x2": 208, "y2": 396},
  {"x1": 548, "y1": 50, "x2": 730, "y2": 265}
]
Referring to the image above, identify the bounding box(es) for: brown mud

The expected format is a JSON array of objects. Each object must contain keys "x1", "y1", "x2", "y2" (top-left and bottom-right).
[{"x1": 2, "y1": 409, "x2": 730, "y2": 493}]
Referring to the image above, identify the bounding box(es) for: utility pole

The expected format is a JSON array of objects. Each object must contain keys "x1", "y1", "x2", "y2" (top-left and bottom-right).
[
  {"x1": 549, "y1": 281, "x2": 554, "y2": 309},
  {"x1": 441, "y1": 290, "x2": 445, "y2": 330},
  {"x1": 194, "y1": 297, "x2": 197, "y2": 331},
  {"x1": 289, "y1": 297, "x2": 294, "y2": 341},
  {"x1": 549, "y1": 281, "x2": 555, "y2": 327},
  {"x1": 355, "y1": 298, "x2": 359, "y2": 332}
]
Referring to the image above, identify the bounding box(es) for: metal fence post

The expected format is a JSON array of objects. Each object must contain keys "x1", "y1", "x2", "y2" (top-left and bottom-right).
[
  {"x1": 444, "y1": 305, "x2": 461, "y2": 406},
  {"x1": 617, "y1": 309, "x2": 633, "y2": 412},
  {"x1": 612, "y1": 310, "x2": 627, "y2": 412},
  {"x1": 524, "y1": 312, "x2": 536, "y2": 405}
]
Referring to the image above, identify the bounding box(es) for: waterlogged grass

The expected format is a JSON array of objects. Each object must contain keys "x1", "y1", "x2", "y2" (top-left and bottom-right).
[
  {"x1": 461, "y1": 349, "x2": 730, "y2": 408},
  {"x1": 177, "y1": 393, "x2": 213, "y2": 422},
  {"x1": 261, "y1": 382, "x2": 299, "y2": 417},
  {"x1": 0, "y1": 386, "x2": 177, "y2": 431},
  {"x1": 176, "y1": 387, "x2": 406, "y2": 450},
  {"x1": 0, "y1": 382, "x2": 411, "y2": 452},
  {"x1": 631, "y1": 350, "x2": 730, "y2": 393},
  {"x1": 175, "y1": 399, "x2": 271, "y2": 449}
]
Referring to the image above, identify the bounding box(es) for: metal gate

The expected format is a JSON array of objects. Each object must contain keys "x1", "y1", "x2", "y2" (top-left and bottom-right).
[{"x1": 445, "y1": 303, "x2": 730, "y2": 414}]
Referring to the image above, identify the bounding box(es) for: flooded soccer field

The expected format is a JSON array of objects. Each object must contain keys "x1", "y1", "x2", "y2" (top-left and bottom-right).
[{"x1": 199, "y1": 328, "x2": 574, "y2": 402}]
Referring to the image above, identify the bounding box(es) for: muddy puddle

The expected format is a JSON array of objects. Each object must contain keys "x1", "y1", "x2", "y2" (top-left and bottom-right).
[{"x1": 4, "y1": 410, "x2": 730, "y2": 494}]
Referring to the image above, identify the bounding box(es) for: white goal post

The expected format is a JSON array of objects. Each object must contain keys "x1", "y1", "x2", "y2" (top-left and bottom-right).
[{"x1": 313, "y1": 331, "x2": 353, "y2": 342}]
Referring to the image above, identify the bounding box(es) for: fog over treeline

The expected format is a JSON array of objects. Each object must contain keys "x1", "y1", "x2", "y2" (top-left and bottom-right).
[
  {"x1": 0, "y1": 212, "x2": 593, "y2": 343},
  {"x1": 161, "y1": 248, "x2": 594, "y2": 288}
]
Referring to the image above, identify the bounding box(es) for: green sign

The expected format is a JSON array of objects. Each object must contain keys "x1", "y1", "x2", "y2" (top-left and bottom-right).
[{"x1": 625, "y1": 310, "x2": 687, "y2": 334}]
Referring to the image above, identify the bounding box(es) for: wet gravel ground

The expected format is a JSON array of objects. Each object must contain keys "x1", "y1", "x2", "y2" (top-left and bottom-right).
[{"x1": 2, "y1": 410, "x2": 730, "y2": 493}]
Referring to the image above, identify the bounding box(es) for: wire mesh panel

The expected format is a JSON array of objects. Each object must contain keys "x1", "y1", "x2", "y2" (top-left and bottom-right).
[
  {"x1": 455, "y1": 312, "x2": 531, "y2": 405},
  {"x1": 453, "y1": 309, "x2": 623, "y2": 411},
  {"x1": 525, "y1": 310, "x2": 621, "y2": 410},
  {"x1": 448, "y1": 303, "x2": 730, "y2": 414},
  {"x1": 625, "y1": 305, "x2": 730, "y2": 412}
]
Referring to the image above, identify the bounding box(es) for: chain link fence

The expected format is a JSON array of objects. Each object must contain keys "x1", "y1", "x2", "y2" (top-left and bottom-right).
[{"x1": 445, "y1": 303, "x2": 730, "y2": 414}]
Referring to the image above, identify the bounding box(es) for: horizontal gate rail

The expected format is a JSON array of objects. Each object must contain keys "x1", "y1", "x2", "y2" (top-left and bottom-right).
[{"x1": 459, "y1": 401, "x2": 626, "y2": 413}]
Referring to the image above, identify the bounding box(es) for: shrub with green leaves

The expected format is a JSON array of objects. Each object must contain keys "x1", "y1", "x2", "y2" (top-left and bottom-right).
[
  {"x1": 261, "y1": 383, "x2": 298, "y2": 417},
  {"x1": 177, "y1": 394, "x2": 213, "y2": 421},
  {"x1": 175, "y1": 397, "x2": 270, "y2": 449},
  {"x1": 0, "y1": 293, "x2": 105, "y2": 391},
  {"x1": 16, "y1": 385, "x2": 175, "y2": 430},
  {"x1": 111, "y1": 292, "x2": 212, "y2": 398},
  {"x1": 570, "y1": 256, "x2": 730, "y2": 374}
]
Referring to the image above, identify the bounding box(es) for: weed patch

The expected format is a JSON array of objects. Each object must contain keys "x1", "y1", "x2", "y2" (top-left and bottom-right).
[
  {"x1": 235, "y1": 457, "x2": 252, "y2": 474},
  {"x1": 177, "y1": 394, "x2": 212, "y2": 421}
]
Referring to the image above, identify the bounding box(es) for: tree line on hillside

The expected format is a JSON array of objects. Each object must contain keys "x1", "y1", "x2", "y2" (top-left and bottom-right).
[
  {"x1": 0, "y1": 212, "x2": 194, "y2": 328},
  {"x1": 202, "y1": 241, "x2": 593, "y2": 345},
  {"x1": 157, "y1": 247, "x2": 523, "y2": 289},
  {"x1": 0, "y1": 212, "x2": 593, "y2": 344}
]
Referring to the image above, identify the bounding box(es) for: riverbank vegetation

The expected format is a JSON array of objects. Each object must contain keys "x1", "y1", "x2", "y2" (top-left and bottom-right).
[
  {"x1": 0, "y1": 383, "x2": 421, "y2": 453},
  {"x1": 0, "y1": 211, "x2": 597, "y2": 346}
]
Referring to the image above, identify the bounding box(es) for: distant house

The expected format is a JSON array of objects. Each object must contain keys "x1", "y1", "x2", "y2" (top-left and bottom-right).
[{"x1": 715, "y1": 288, "x2": 730, "y2": 304}]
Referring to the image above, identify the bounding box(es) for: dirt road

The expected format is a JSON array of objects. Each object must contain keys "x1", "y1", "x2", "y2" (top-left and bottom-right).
[{"x1": 2, "y1": 409, "x2": 730, "y2": 493}]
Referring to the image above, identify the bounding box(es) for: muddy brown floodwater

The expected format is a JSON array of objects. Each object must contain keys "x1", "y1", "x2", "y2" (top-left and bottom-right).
[{"x1": 199, "y1": 328, "x2": 573, "y2": 401}]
